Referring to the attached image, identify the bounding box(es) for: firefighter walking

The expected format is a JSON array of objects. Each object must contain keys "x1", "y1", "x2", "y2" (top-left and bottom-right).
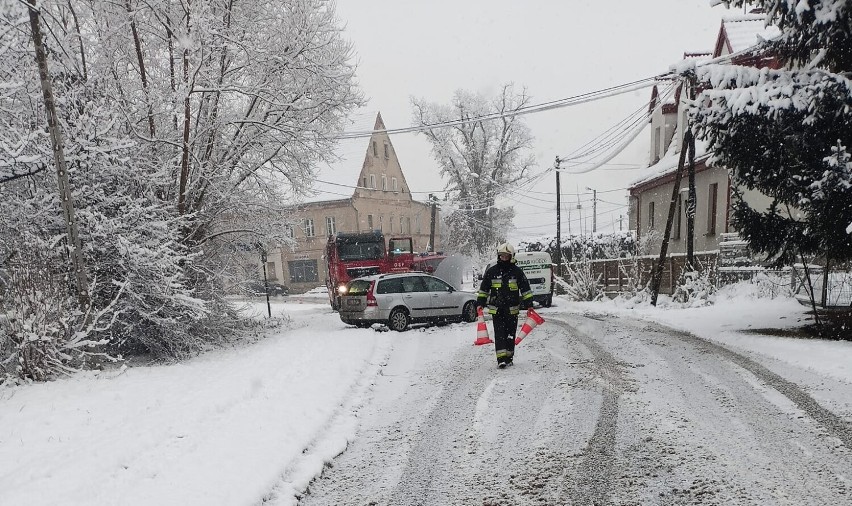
[{"x1": 477, "y1": 243, "x2": 534, "y2": 367}]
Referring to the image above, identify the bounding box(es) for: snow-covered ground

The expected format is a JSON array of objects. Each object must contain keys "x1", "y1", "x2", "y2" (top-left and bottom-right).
[{"x1": 2, "y1": 284, "x2": 851, "y2": 505}]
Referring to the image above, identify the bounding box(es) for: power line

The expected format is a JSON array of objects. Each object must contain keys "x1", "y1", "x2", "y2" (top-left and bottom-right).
[{"x1": 332, "y1": 77, "x2": 659, "y2": 140}]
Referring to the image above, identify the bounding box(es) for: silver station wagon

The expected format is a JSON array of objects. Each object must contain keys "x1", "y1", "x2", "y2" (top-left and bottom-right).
[{"x1": 338, "y1": 272, "x2": 478, "y2": 331}]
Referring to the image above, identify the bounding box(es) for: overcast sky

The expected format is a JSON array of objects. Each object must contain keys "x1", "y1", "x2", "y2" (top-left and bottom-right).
[{"x1": 332, "y1": 0, "x2": 741, "y2": 244}]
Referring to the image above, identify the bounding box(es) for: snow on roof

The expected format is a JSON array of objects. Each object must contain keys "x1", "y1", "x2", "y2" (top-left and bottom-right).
[
  {"x1": 718, "y1": 14, "x2": 781, "y2": 55},
  {"x1": 628, "y1": 135, "x2": 710, "y2": 190}
]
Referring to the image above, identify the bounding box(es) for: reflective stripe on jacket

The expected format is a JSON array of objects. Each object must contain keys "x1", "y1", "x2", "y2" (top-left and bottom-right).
[{"x1": 477, "y1": 261, "x2": 533, "y2": 315}]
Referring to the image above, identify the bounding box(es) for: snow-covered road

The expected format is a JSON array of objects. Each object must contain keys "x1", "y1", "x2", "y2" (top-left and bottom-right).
[
  {"x1": 4, "y1": 295, "x2": 852, "y2": 506},
  {"x1": 299, "y1": 307, "x2": 852, "y2": 505}
]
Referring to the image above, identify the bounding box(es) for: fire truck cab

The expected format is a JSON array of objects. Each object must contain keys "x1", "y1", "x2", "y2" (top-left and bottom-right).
[{"x1": 326, "y1": 231, "x2": 414, "y2": 310}]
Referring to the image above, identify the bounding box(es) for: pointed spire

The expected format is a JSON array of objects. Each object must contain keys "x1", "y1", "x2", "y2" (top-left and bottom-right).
[{"x1": 373, "y1": 112, "x2": 386, "y2": 131}]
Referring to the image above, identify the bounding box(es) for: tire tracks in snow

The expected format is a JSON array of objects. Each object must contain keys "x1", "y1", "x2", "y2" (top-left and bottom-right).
[
  {"x1": 260, "y1": 335, "x2": 394, "y2": 506},
  {"x1": 640, "y1": 320, "x2": 852, "y2": 451},
  {"x1": 547, "y1": 315, "x2": 631, "y2": 506}
]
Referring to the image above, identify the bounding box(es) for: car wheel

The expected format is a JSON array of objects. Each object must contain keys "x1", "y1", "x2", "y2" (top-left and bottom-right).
[
  {"x1": 388, "y1": 308, "x2": 410, "y2": 332},
  {"x1": 462, "y1": 301, "x2": 477, "y2": 322},
  {"x1": 354, "y1": 322, "x2": 371, "y2": 328},
  {"x1": 544, "y1": 295, "x2": 552, "y2": 308}
]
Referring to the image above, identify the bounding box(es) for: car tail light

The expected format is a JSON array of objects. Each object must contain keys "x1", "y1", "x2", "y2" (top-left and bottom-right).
[{"x1": 366, "y1": 281, "x2": 378, "y2": 307}]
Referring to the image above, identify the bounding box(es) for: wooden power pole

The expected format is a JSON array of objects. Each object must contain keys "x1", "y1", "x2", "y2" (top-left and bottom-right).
[{"x1": 650, "y1": 128, "x2": 694, "y2": 306}]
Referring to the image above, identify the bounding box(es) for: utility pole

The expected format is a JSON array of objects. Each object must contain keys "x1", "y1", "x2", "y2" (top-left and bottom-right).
[
  {"x1": 685, "y1": 80, "x2": 697, "y2": 271},
  {"x1": 428, "y1": 193, "x2": 438, "y2": 252},
  {"x1": 651, "y1": 127, "x2": 694, "y2": 306},
  {"x1": 618, "y1": 214, "x2": 624, "y2": 231},
  {"x1": 555, "y1": 157, "x2": 562, "y2": 279},
  {"x1": 586, "y1": 187, "x2": 597, "y2": 234},
  {"x1": 28, "y1": 1, "x2": 90, "y2": 313}
]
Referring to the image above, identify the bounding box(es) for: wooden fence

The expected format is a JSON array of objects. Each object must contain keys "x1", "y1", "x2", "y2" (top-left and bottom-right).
[{"x1": 566, "y1": 252, "x2": 719, "y2": 296}]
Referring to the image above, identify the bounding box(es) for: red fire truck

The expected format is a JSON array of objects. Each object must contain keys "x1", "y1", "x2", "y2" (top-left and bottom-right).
[{"x1": 325, "y1": 231, "x2": 415, "y2": 309}]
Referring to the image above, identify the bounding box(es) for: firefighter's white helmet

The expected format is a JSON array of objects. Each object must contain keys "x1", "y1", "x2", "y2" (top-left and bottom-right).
[{"x1": 496, "y1": 242, "x2": 515, "y2": 260}]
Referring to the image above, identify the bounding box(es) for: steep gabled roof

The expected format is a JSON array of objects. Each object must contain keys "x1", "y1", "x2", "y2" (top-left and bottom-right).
[{"x1": 713, "y1": 13, "x2": 781, "y2": 58}]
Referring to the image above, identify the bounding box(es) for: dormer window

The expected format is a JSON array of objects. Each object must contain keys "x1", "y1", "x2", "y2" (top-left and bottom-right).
[
  {"x1": 392, "y1": 177, "x2": 398, "y2": 192},
  {"x1": 384, "y1": 144, "x2": 389, "y2": 158},
  {"x1": 369, "y1": 174, "x2": 376, "y2": 189},
  {"x1": 372, "y1": 141, "x2": 377, "y2": 156}
]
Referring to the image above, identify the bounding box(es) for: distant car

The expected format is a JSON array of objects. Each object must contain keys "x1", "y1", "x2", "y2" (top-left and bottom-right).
[
  {"x1": 338, "y1": 272, "x2": 478, "y2": 331},
  {"x1": 246, "y1": 281, "x2": 289, "y2": 297}
]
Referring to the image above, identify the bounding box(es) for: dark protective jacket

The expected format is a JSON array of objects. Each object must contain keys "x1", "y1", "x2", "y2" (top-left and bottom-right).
[{"x1": 477, "y1": 260, "x2": 534, "y2": 315}]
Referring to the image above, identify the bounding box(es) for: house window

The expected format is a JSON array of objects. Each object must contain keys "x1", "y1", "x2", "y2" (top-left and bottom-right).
[
  {"x1": 284, "y1": 225, "x2": 294, "y2": 238},
  {"x1": 390, "y1": 214, "x2": 394, "y2": 233},
  {"x1": 674, "y1": 195, "x2": 682, "y2": 240},
  {"x1": 304, "y1": 218, "x2": 315, "y2": 237},
  {"x1": 400, "y1": 216, "x2": 405, "y2": 233},
  {"x1": 392, "y1": 177, "x2": 398, "y2": 192},
  {"x1": 648, "y1": 201, "x2": 655, "y2": 230},
  {"x1": 325, "y1": 216, "x2": 336, "y2": 236},
  {"x1": 266, "y1": 262, "x2": 277, "y2": 280},
  {"x1": 369, "y1": 174, "x2": 376, "y2": 189},
  {"x1": 288, "y1": 259, "x2": 318, "y2": 283},
  {"x1": 372, "y1": 141, "x2": 377, "y2": 156},
  {"x1": 379, "y1": 215, "x2": 383, "y2": 232},
  {"x1": 415, "y1": 215, "x2": 421, "y2": 234},
  {"x1": 707, "y1": 182, "x2": 718, "y2": 235},
  {"x1": 362, "y1": 177, "x2": 367, "y2": 188},
  {"x1": 382, "y1": 175, "x2": 387, "y2": 191},
  {"x1": 653, "y1": 127, "x2": 661, "y2": 164},
  {"x1": 384, "y1": 144, "x2": 389, "y2": 158},
  {"x1": 367, "y1": 214, "x2": 373, "y2": 230}
]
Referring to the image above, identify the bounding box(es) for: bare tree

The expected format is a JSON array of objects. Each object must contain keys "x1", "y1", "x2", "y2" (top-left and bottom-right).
[
  {"x1": 0, "y1": 0, "x2": 362, "y2": 378},
  {"x1": 26, "y1": 0, "x2": 90, "y2": 312},
  {"x1": 412, "y1": 84, "x2": 535, "y2": 255}
]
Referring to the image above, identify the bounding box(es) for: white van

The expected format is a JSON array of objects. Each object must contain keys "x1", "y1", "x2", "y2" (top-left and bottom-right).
[{"x1": 514, "y1": 251, "x2": 554, "y2": 307}]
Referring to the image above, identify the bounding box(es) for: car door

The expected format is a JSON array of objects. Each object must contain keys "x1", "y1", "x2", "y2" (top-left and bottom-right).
[
  {"x1": 421, "y1": 275, "x2": 460, "y2": 318},
  {"x1": 400, "y1": 275, "x2": 432, "y2": 319}
]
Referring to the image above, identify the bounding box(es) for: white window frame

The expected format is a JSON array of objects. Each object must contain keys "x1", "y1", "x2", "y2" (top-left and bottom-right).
[
  {"x1": 707, "y1": 182, "x2": 718, "y2": 235},
  {"x1": 325, "y1": 216, "x2": 336, "y2": 236},
  {"x1": 367, "y1": 214, "x2": 373, "y2": 230},
  {"x1": 304, "y1": 218, "x2": 315, "y2": 237},
  {"x1": 379, "y1": 215, "x2": 383, "y2": 232},
  {"x1": 284, "y1": 225, "x2": 294, "y2": 238},
  {"x1": 648, "y1": 201, "x2": 655, "y2": 230},
  {"x1": 382, "y1": 175, "x2": 387, "y2": 191},
  {"x1": 392, "y1": 177, "x2": 398, "y2": 192},
  {"x1": 369, "y1": 174, "x2": 376, "y2": 189}
]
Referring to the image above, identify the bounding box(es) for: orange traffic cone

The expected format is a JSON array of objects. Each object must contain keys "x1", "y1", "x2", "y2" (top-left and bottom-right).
[
  {"x1": 473, "y1": 306, "x2": 493, "y2": 346},
  {"x1": 515, "y1": 308, "x2": 545, "y2": 345}
]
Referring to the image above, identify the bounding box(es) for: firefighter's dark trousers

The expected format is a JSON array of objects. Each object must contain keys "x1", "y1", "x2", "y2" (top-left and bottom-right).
[{"x1": 492, "y1": 311, "x2": 518, "y2": 364}]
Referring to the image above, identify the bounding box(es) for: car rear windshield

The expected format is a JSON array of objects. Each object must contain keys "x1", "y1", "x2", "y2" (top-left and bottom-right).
[{"x1": 347, "y1": 280, "x2": 372, "y2": 295}]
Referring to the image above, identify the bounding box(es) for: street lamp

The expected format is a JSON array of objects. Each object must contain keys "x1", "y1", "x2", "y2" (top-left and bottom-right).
[{"x1": 258, "y1": 245, "x2": 272, "y2": 318}]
